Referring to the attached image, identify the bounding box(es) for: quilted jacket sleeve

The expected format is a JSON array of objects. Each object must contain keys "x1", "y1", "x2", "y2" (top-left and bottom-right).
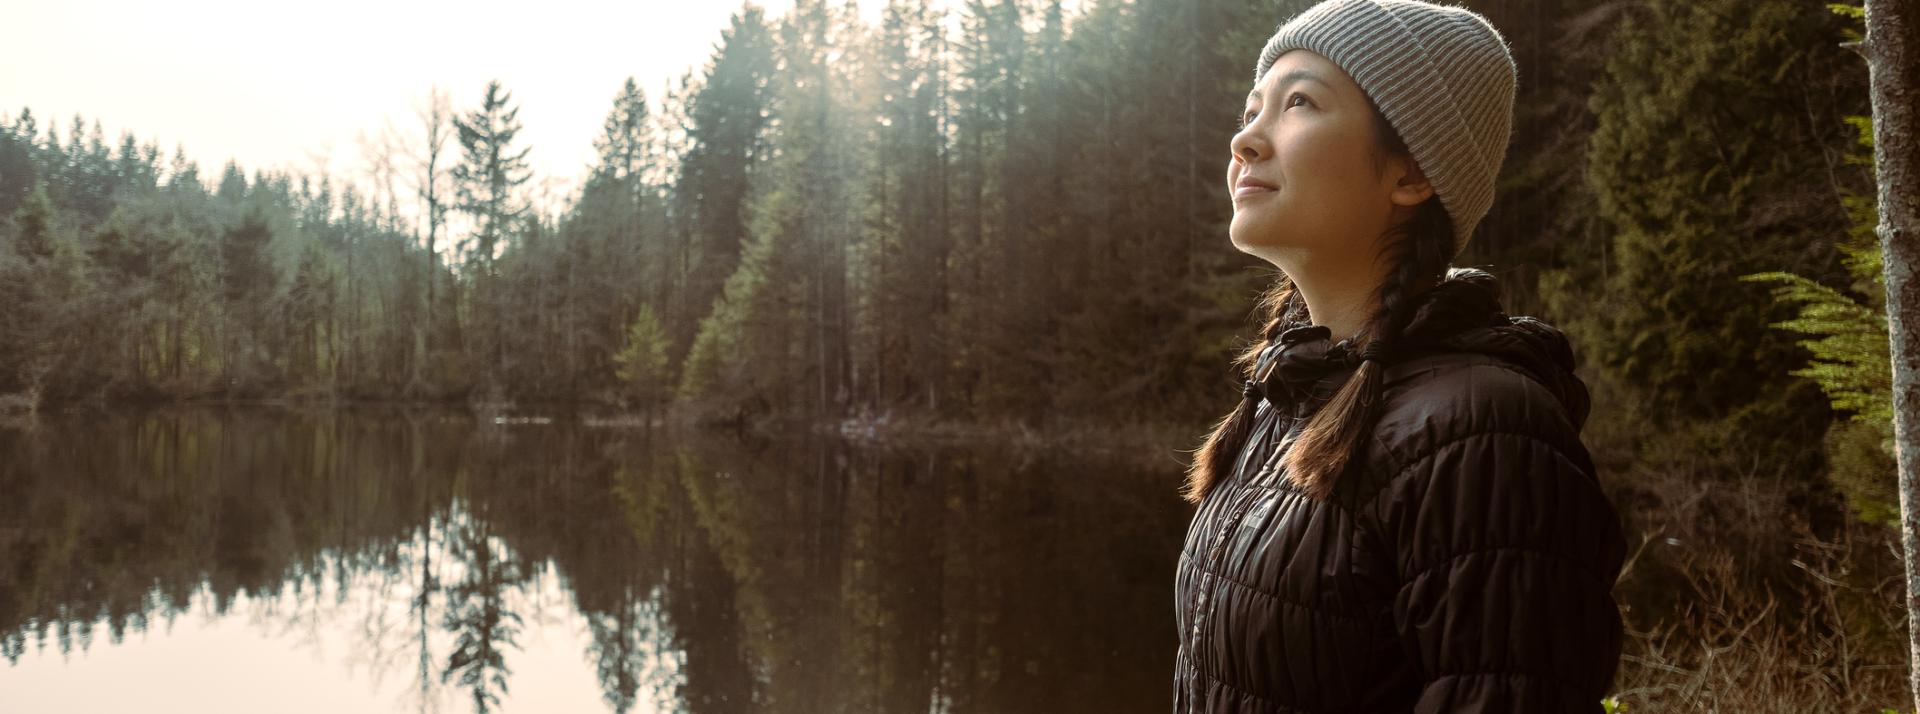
[{"x1": 1361, "y1": 423, "x2": 1627, "y2": 713}]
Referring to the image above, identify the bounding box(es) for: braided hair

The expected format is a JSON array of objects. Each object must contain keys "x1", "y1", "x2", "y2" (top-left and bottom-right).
[
  {"x1": 1276, "y1": 197, "x2": 1452, "y2": 500},
  {"x1": 1182, "y1": 100, "x2": 1458, "y2": 504}
]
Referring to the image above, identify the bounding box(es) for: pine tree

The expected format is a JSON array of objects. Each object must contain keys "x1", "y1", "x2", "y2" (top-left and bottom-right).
[
  {"x1": 0, "y1": 109, "x2": 39, "y2": 216},
  {"x1": 452, "y1": 80, "x2": 534, "y2": 381},
  {"x1": 219, "y1": 207, "x2": 278, "y2": 391},
  {"x1": 592, "y1": 77, "x2": 654, "y2": 184},
  {"x1": 671, "y1": 4, "x2": 777, "y2": 366},
  {"x1": 612, "y1": 303, "x2": 673, "y2": 412},
  {"x1": 452, "y1": 80, "x2": 533, "y2": 278},
  {"x1": 1570, "y1": 0, "x2": 1869, "y2": 486},
  {"x1": 10, "y1": 182, "x2": 56, "y2": 261},
  {"x1": 215, "y1": 161, "x2": 247, "y2": 204},
  {"x1": 857, "y1": 0, "x2": 951, "y2": 412},
  {"x1": 577, "y1": 77, "x2": 670, "y2": 399},
  {"x1": 284, "y1": 242, "x2": 342, "y2": 386},
  {"x1": 0, "y1": 182, "x2": 88, "y2": 402},
  {"x1": 679, "y1": 0, "x2": 840, "y2": 416}
]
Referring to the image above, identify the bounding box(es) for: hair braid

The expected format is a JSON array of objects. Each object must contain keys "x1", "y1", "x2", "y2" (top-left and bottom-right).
[
  {"x1": 1179, "y1": 275, "x2": 1307, "y2": 503},
  {"x1": 1281, "y1": 199, "x2": 1455, "y2": 499}
]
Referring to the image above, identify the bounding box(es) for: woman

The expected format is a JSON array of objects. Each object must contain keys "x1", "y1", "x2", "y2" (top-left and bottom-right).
[{"x1": 1171, "y1": 1, "x2": 1628, "y2": 712}]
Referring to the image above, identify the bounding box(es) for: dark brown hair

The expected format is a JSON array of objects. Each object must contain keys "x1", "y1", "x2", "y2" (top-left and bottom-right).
[{"x1": 1181, "y1": 100, "x2": 1458, "y2": 504}]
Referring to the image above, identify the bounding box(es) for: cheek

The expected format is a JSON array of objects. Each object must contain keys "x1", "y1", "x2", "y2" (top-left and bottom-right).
[
  {"x1": 1282, "y1": 127, "x2": 1386, "y2": 222},
  {"x1": 1233, "y1": 125, "x2": 1377, "y2": 246},
  {"x1": 1277, "y1": 129, "x2": 1357, "y2": 190}
]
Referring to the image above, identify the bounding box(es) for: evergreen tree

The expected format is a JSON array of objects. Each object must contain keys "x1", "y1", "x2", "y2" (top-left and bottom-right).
[
  {"x1": 572, "y1": 77, "x2": 671, "y2": 400},
  {"x1": 220, "y1": 207, "x2": 278, "y2": 390},
  {"x1": 452, "y1": 80, "x2": 533, "y2": 277},
  {"x1": 1541, "y1": 0, "x2": 1874, "y2": 557},
  {"x1": 215, "y1": 160, "x2": 247, "y2": 205},
  {"x1": 592, "y1": 77, "x2": 654, "y2": 184},
  {"x1": 10, "y1": 181, "x2": 56, "y2": 261},
  {"x1": 671, "y1": 4, "x2": 777, "y2": 366},
  {"x1": 0, "y1": 109, "x2": 39, "y2": 216},
  {"x1": 1579, "y1": 0, "x2": 1863, "y2": 420},
  {"x1": 283, "y1": 242, "x2": 342, "y2": 386},
  {"x1": 1742, "y1": 112, "x2": 1893, "y2": 523},
  {"x1": 855, "y1": 0, "x2": 951, "y2": 412},
  {"x1": 681, "y1": 0, "x2": 861, "y2": 417},
  {"x1": 0, "y1": 182, "x2": 89, "y2": 401},
  {"x1": 452, "y1": 80, "x2": 534, "y2": 381},
  {"x1": 613, "y1": 303, "x2": 674, "y2": 413}
]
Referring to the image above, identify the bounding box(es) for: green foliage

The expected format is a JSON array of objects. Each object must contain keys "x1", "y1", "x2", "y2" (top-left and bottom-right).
[
  {"x1": 671, "y1": 5, "x2": 776, "y2": 367},
  {"x1": 1584, "y1": 0, "x2": 1846, "y2": 421},
  {"x1": 219, "y1": 207, "x2": 275, "y2": 304},
  {"x1": 284, "y1": 242, "x2": 342, "y2": 384},
  {"x1": 1740, "y1": 113, "x2": 1893, "y2": 525},
  {"x1": 1826, "y1": 417, "x2": 1898, "y2": 524},
  {"x1": 1828, "y1": 2, "x2": 1865, "y2": 44},
  {"x1": 9, "y1": 183, "x2": 56, "y2": 261},
  {"x1": 1739, "y1": 271, "x2": 1888, "y2": 422},
  {"x1": 592, "y1": 77, "x2": 652, "y2": 183},
  {"x1": 678, "y1": 180, "x2": 805, "y2": 411},
  {"x1": 1838, "y1": 114, "x2": 1883, "y2": 301},
  {"x1": 1553, "y1": 0, "x2": 1873, "y2": 529},
  {"x1": 612, "y1": 304, "x2": 673, "y2": 407},
  {"x1": 452, "y1": 79, "x2": 533, "y2": 276},
  {"x1": 0, "y1": 181, "x2": 91, "y2": 395}
]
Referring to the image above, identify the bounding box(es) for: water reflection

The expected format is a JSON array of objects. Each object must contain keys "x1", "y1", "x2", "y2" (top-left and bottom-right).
[{"x1": 0, "y1": 408, "x2": 1191, "y2": 713}]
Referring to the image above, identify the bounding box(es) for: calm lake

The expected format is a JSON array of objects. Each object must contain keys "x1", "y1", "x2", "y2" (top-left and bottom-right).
[{"x1": 0, "y1": 407, "x2": 1193, "y2": 713}]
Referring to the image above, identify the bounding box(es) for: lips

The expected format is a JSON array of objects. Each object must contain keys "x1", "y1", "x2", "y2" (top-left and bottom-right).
[{"x1": 1234, "y1": 175, "x2": 1277, "y2": 199}]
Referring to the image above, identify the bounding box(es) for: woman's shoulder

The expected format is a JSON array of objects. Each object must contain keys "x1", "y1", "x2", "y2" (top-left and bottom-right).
[
  {"x1": 1339, "y1": 350, "x2": 1594, "y2": 502},
  {"x1": 1381, "y1": 350, "x2": 1581, "y2": 438}
]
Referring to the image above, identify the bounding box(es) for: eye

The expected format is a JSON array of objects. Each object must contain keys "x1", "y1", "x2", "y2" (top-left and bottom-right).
[{"x1": 1238, "y1": 93, "x2": 1311, "y2": 128}]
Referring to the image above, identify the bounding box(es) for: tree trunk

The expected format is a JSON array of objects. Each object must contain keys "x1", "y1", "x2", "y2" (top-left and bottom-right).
[{"x1": 1863, "y1": 0, "x2": 1920, "y2": 711}]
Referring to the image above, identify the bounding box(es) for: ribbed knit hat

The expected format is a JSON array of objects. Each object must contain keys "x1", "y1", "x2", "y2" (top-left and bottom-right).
[{"x1": 1255, "y1": 0, "x2": 1516, "y2": 257}]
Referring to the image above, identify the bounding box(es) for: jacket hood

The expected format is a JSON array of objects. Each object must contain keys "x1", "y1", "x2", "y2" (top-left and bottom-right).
[{"x1": 1252, "y1": 267, "x2": 1591, "y2": 431}]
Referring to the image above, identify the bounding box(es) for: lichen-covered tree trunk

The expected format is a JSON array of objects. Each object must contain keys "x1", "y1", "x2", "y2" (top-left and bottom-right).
[{"x1": 1863, "y1": 0, "x2": 1920, "y2": 710}]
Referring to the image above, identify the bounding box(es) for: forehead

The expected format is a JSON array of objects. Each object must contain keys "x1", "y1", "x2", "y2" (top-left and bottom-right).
[{"x1": 1249, "y1": 49, "x2": 1352, "y2": 100}]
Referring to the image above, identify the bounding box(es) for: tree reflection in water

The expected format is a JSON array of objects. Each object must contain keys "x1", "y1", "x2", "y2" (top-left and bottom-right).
[
  {"x1": 440, "y1": 503, "x2": 524, "y2": 713},
  {"x1": 0, "y1": 408, "x2": 1190, "y2": 713}
]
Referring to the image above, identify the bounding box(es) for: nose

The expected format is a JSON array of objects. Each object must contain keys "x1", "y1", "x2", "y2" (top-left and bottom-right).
[{"x1": 1229, "y1": 125, "x2": 1266, "y2": 169}]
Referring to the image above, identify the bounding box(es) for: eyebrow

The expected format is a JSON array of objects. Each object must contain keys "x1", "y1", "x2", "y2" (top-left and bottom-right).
[{"x1": 1248, "y1": 69, "x2": 1331, "y2": 101}]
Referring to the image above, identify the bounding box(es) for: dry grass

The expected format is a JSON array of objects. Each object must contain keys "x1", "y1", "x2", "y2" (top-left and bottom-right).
[{"x1": 1611, "y1": 517, "x2": 1909, "y2": 712}]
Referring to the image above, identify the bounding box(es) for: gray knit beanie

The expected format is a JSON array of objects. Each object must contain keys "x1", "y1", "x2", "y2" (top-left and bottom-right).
[{"x1": 1254, "y1": 0, "x2": 1516, "y2": 257}]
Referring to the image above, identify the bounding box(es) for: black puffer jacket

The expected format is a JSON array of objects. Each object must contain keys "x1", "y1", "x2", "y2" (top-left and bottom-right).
[{"x1": 1172, "y1": 268, "x2": 1627, "y2": 713}]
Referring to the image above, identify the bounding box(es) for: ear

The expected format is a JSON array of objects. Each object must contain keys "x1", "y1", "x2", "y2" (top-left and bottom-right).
[{"x1": 1387, "y1": 156, "x2": 1435, "y2": 207}]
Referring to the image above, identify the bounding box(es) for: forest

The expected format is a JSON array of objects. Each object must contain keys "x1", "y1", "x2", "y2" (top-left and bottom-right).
[{"x1": 0, "y1": 0, "x2": 1905, "y2": 708}]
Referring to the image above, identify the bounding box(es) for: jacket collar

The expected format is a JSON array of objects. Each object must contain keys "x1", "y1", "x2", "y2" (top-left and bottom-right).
[{"x1": 1249, "y1": 267, "x2": 1591, "y2": 430}]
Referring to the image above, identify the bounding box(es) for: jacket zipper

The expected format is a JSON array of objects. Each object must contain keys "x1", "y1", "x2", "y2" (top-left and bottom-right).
[{"x1": 1185, "y1": 403, "x2": 1294, "y2": 696}]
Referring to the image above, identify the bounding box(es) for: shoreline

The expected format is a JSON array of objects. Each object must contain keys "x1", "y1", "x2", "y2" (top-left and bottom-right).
[{"x1": 5, "y1": 397, "x2": 1204, "y2": 469}]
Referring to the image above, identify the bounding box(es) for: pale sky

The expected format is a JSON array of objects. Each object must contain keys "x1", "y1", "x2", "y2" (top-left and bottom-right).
[{"x1": 0, "y1": 0, "x2": 905, "y2": 218}]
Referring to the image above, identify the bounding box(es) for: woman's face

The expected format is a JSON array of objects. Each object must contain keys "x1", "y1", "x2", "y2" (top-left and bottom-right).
[{"x1": 1227, "y1": 49, "x2": 1424, "y2": 263}]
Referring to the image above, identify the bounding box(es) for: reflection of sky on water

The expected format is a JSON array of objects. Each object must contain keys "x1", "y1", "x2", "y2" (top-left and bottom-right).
[
  {"x1": 0, "y1": 526, "x2": 680, "y2": 714},
  {"x1": 0, "y1": 408, "x2": 1189, "y2": 713}
]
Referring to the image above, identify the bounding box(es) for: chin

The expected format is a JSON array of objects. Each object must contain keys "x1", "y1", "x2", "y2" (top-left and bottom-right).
[{"x1": 1229, "y1": 215, "x2": 1281, "y2": 252}]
